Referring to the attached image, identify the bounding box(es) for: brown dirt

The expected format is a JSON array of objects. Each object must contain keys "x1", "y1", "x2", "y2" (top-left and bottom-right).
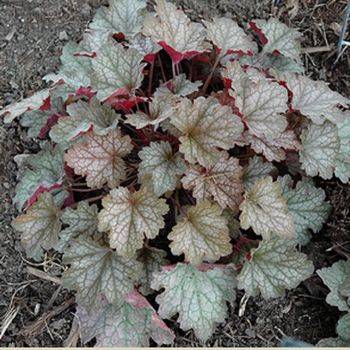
[{"x1": 0, "y1": 0, "x2": 349, "y2": 347}]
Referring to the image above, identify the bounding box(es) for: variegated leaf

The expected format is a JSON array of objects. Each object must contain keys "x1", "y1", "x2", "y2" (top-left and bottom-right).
[
  {"x1": 247, "y1": 130, "x2": 301, "y2": 162},
  {"x1": 317, "y1": 260, "x2": 350, "y2": 312},
  {"x1": 62, "y1": 238, "x2": 142, "y2": 310},
  {"x1": 50, "y1": 98, "x2": 120, "y2": 145},
  {"x1": 91, "y1": 42, "x2": 146, "y2": 101},
  {"x1": 243, "y1": 155, "x2": 277, "y2": 190},
  {"x1": 205, "y1": 17, "x2": 256, "y2": 56},
  {"x1": 137, "y1": 246, "x2": 169, "y2": 295},
  {"x1": 138, "y1": 141, "x2": 186, "y2": 196},
  {"x1": 44, "y1": 42, "x2": 93, "y2": 89},
  {"x1": 142, "y1": 0, "x2": 206, "y2": 63},
  {"x1": 1, "y1": 89, "x2": 50, "y2": 123},
  {"x1": 182, "y1": 151, "x2": 244, "y2": 211},
  {"x1": 14, "y1": 146, "x2": 65, "y2": 210},
  {"x1": 284, "y1": 73, "x2": 349, "y2": 125},
  {"x1": 237, "y1": 237, "x2": 314, "y2": 298},
  {"x1": 169, "y1": 96, "x2": 243, "y2": 167},
  {"x1": 65, "y1": 129, "x2": 132, "y2": 188},
  {"x1": 251, "y1": 18, "x2": 302, "y2": 61},
  {"x1": 239, "y1": 176, "x2": 295, "y2": 239},
  {"x1": 300, "y1": 121, "x2": 339, "y2": 179},
  {"x1": 168, "y1": 201, "x2": 232, "y2": 265},
  {"x1": 152, "y1": 263, "x2": 236, "y2": 342},
  {"x1": 77, "y1": 291, "x2": 174, "y2": 346},
  {"x1": 279, "y1": 175, "x2": 331, "y2": 245},
  {"x1": 12, "y1": 192, "x2": 61, "y2": 261},
  {"x1": 89, "y1": 0, "x2": 147, "y2": 38},
  {"x1": 98, "y1": 186, "x2": 169, "y2": 257}
]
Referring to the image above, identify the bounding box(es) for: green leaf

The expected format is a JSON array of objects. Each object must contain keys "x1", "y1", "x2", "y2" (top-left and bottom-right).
[
  {"x1": 239, "y1": 176, "x2": 295, "y2": 239},
  {"x1": 169, "y1": 96, "x2": 243, "y2": 167},
  {"x1": 151, "y1": 263, "x2": 237, "y2": 342},
  {"x1": 228, "y1": 67, "x2": 289, "y2": 141},
  {"x1": 137, "y1": 246, "x2": 169, "y2": 295},
  {"x1": 182, "y1": 151, "x2": 244, "y2": 211},
  {"x1": 12, "y1": 192, "x2": 61, "y2": 261},
  {"x1": 337, "y1": 312, "x2": 350, "y2": 341},
  {"x1": 335, "y1": 117, "x2": 350, "y2": 183},
  {"x1": 168, "y1": 201, "x2": 232, "y2": 265},
  {"x1": 300, "y1": 121, "x2": 339, "y2": 179},
  {"x1": 279, "y1": 175, "x2": 331, "y2": 245},
  {"x1": 142, "y1": 0, "x2": 206, "y2": 58},
  {"x1": 252, "y1": 18, "x2": 302, "y2": 61},
  {"x1": 55, "y1": 201, "x2": 99, "y2": 252},
  {"x1": 91, "y1": 42, "x2": 146, "y2": 101},
  {"x1": 204, "y1": 17, "x2": 256, "y2": 56},
  {"x1": 285, "y1": 73, "x2": 349, "y2": 125},
  {"x1": 62, "y1": 238, "x2": 142, "y2": 310},
  {"x1": 14, "y1": 146, "x2": 65, "y2": 210},
  {"x1": 77, "y1": 291, "x2": 174, "y2": 346},
  {"x1": 317, "y1": 260, "x2": 350, "y2": 311},
  {"x1": 138, "y1": 141, "x2": 186, "y2": 196},
  {"x1": 243, "y1": 155, "x2": 277, "y2": 190},
  {"x1": 237, "y1": 237, "x2": 314, "y2": 299},
  {"x1": 89, "y1": 0, "x2": 146, "y2": 38},
  {"x1": 50, "y1": 98, "x2": 120, "y2": 145},
  {"x1": 44, "y1": 42, "x2": 93, "y2": 88},
  {"x1": 20, "y1": 110, "x2": 53, "y2": 138},
  {"x1": 65, "y1": 129, "x2": 133, "y2": 189},
  {"x1": 98, "y1": 186, "x2": 169, "y2": 257}
]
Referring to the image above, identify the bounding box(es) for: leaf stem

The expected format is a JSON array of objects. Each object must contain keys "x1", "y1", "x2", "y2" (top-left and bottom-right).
[
  {"x1": 200, "y1": 54, "x2": 221, "y2": 96},
  {"x1": 148, "y1": 61, "x2": 155, "y2": 97}
]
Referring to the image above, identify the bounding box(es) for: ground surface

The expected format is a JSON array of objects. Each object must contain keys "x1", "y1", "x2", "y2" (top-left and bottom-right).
[{"x1": 0, "y1": 0, "x2": 349, "y2": 347}]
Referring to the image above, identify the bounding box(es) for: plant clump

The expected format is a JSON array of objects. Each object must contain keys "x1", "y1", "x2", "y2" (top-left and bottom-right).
[{"x1": 2, "y1": 0, "x2": 350, "y2": 346}]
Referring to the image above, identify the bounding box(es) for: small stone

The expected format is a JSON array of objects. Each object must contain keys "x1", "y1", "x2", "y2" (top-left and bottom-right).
[
  {"x1": 81, "y1": 3, "x2": 92, "y2": 17},
  {"x1": 59, "y1": 30, "x2": 69, "y2": 41},
  {"x1": 3, "y1": 182, "x2": 10, "y2": 189}
]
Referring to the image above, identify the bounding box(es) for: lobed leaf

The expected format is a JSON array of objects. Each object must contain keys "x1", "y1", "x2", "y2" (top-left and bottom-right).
[
  {"x1": 89, "y1": 0, "x2": 147, "y2": 38},
  {"x1": 317, "y1": 260, "x2": 350, "y2": 312},
  {"x1": 151, "y1": 263, "x2": 237, "y2": 342},
  {"x1": 237, "y1": 237, "x2": 314, "y2": 298},
  {"x1": 14, "y1": 146, "x2": 65, "y2": 210},
  {"x1": 50, "y1": 98, "x2": 120, "y2": 145},
  {"x1": 239, "y1": 176, "x2": 295, "y2": 239},
  {"x1": 205, "y1": 17, "x2": 256, "y2": 56},
  {"x1": 12, "y1": 192, "x2": 61, "y2": 261},
  {"x1": 62, "y1": 238, "x2": 142, "y2": 310},
  {"x1": 284, "y1": 73, "x2": 349, "y2": 125},
  {"x1": 170, "y1": 96, "x2": 243, "y2": 167},
  {"x1": 243, "y1": 155, "x2": 277, "y2": 190},
  {"x1": 251, "y1": 19, "x2": 302, "y2": 61},
  {"x1": 1, "y1": 89, "x2": 50, "y2": 123},
  {"x1": 77, "y1": 290, "x2": 174, "y2": 346},
  {"x1": 91, "y1": 42, "x2": 146, "y2": 101},
  {"x1": 300, "y1": 121, "x2": 339, "y2": 179},
  {"x1": 168, "y1": 200, "x2": 232, "y2": 265},
  {"x1": 65, "y1": 129, "x2": 132, "y2": 188},
  {"x1": 182, "y1": 151, "x2": 244, "y2": 211},
  {"x1": 142, "y1": 0, "x2": 206, "y2": 63},
  {"x1": 98, "y1": 186, "x2": 169, "y2": 257},
  {"x1": 279, "y1": 175, "x2": 331, "y2": 245},
  {"x1": 138, "y1": 141, "x2": 186, "y2": 196}
]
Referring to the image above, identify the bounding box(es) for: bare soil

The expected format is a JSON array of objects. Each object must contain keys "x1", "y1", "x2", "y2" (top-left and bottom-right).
[{"x1": 0, "y1": 0, "x2": 349, "y2": 347}]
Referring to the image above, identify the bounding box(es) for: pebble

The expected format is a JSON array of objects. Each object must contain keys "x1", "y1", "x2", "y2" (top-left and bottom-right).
[{"x1": 59, "y1": 30, "x2": 68, "y2": 41}]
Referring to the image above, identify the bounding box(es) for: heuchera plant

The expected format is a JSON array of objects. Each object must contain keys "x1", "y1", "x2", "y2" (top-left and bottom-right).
[{"x1": 2, "y1": 0, "x2": 350, "y2": 345}]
